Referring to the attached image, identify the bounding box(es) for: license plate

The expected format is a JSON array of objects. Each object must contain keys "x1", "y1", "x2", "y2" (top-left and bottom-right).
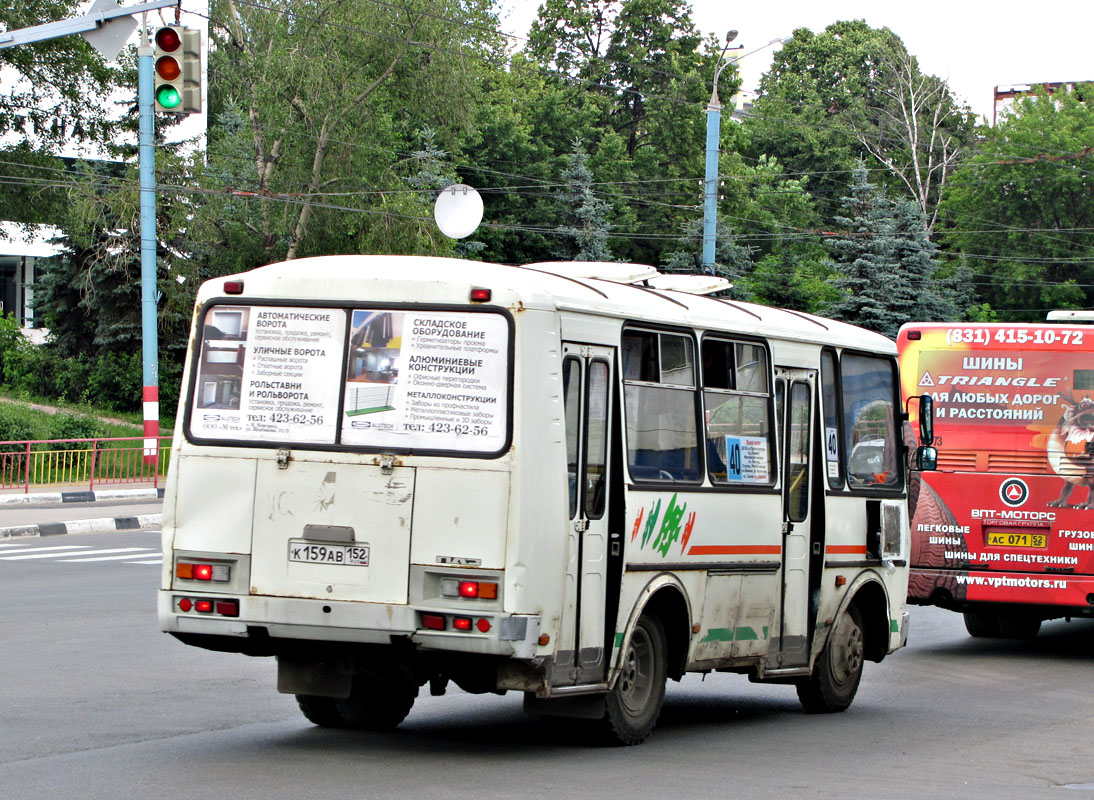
[
  {"x1": 986, "y1": 531, "x2": 1047, "y2": 548},
  {"x1": 288, "y1": 540, "x2": 370, "y2": 566}
]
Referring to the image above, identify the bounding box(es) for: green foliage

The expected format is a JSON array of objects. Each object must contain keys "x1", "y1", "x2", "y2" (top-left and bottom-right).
[
  {"x1": 940, "y1": 85, "x2": 1094, "y2": 321},
  {"x1": 556, "y1": 139, "x2": 614, "y2": 261},
  {"x1": 824, "y1": 163, "x2": 957, "y2": 338},
  {"x1": 0, "y1": 3, "x2": 123, "y2": 148},
  {"x1": 0, "y1": 402, "x2": 103, "y2": 446}
]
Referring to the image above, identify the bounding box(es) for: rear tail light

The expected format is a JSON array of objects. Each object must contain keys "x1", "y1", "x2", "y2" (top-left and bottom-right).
[
  {"x1": 223, "y1": 280, "x2": 244, "y2": 294},
  {"x1": 421, "y1": 613, "x2": 445, "y2": 630},
  {"x1": 452, "y1": 617, "x2": 473, "y2": 631},
  {"x1": 175, "y1": 596, "x2": 240, "y2": 618},
  {"x1": 177, "y1": 561, "x2": 230, "y2": 582},
  {"x1": 440, "y1": 578, "x2": 498, "y2": 600}
]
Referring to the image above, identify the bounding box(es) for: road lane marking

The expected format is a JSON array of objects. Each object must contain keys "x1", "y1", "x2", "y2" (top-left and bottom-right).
[
  {"x1": 0, "y1": 547, "x2": 150, "y2": 560},
  {"x1": 0, "y1": 545, "x2": 91, "y2": 554},
  {"x1": 61, "y1": 552, "x2": 160, "y2": 562}
]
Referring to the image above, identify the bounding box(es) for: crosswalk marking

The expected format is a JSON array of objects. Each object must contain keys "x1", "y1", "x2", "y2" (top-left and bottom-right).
[
  {"x1": 1, "y1": 546, "x2": 154, "y2": 561},
  {"x1": 61, "y1": 552, "x2": 161, "y2": 562},
  {"x1": 128, "y1": 559, "x2": 163, "y2": 565},
  {"x1": 0, "y1": 544, "x2": 91, "y2": 554}
]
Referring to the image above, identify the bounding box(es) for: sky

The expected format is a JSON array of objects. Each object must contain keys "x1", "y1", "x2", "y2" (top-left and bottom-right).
[{"x1": 495, "y1": 0, "x2": 1093, "y2": 122}]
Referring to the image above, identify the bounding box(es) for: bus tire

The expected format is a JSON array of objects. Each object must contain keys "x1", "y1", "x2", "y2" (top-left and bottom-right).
[
  {"x1": 295, "y1": 694, "x2": 346, "y2": 728},
  {"x1": 796, "y1": 603, "x2": 864, "y2": 714},
  {"x1": 963, "y1": 609, "x2": 1002, "y2": 638},
  {"x1": 336, "y1": 674, "x2": 418, "y2": 731},
  {"x1": 997, "y1": 613, "x2": 1041, "y2": 640},
  {"x1": 601, "y1": 614, "x2": 667, "y2": 746}
]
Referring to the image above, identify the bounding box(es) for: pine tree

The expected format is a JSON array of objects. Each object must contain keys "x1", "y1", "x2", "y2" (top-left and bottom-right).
[
  {"x1": 555, "y1": 139, "x2": 614, "y2": 262},
  {"x1": 826, "y1": 163, "x2": 955, "y2": 337}
]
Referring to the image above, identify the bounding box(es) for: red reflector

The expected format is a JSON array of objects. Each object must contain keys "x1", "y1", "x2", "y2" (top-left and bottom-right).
[
  {"x1": 421, "y1": 613, "x2": 445, "y2": 631},
  {"x1": 907, "y1": 330, "x2": 921, "y2": 340},
  {"x1": 476, "y1": 618, "x2": 491, "y2": 633},
  {"x1": 453, "y1": 617, "x2": 472, "y2": 631},
  {"x1": 459, "y1": 581, "x2": 479, "y2": 598},
  {"x1": 195, "y1": 600, "x2": 214, "y2": 613},
  {"x1": 223, "y1": 280, "x2": 244, "y2": 294},
  {"x1": 216, "y1": 600, "x2": 239, "y2": 617},
  {"x1": 469, "y1": 287, "x2": 491, "y2": 302},
  {"x1": 194, "y1": 564, "x2": 213, "y2": 581},
  {"x1": 178, "y1": 597, "x2": 192, "y2": 612}
]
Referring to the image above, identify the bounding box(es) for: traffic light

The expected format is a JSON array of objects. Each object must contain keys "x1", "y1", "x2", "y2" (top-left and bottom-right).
[{"x1": 153, "y1": 26, "x2": 201, "y2": 114}]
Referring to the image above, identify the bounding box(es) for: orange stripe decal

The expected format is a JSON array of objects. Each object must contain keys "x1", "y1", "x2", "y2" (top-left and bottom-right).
[
  {"x1": 688, "y1": 545, "x2": 782, "y2": 556},
  {"x1": 826, "y1": 544, "x2": 867, "y2": 555}
]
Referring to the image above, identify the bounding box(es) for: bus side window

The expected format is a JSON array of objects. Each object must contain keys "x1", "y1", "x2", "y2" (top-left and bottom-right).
[
  {"x1": 821, "y1": 349, "x2": 844, "y2": 489},
  {"x1": 623, "y1": 329, "x2": 700, "y2": 482},
  {"x1": 563, "y1": 357, "x2": 582, "y2": 518},
  {"x1": 702, "y1": 338, "x2": 774, "y2": 485},
  {"x1": 841, "y1": 353, "x2": 901, "y2": 489}
]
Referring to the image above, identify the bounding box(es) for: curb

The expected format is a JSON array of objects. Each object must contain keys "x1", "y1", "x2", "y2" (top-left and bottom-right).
[
  {"x1": 0, "y1": 513, "x2": 162, "y2": 540},
  {"x1": 0, "y1": 487, "x2": 165, "y2": 506}
]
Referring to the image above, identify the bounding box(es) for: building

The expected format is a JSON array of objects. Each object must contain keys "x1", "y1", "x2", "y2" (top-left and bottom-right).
[{"x1": 993, "y1": 80, "x2": 1091, "y2": 125}]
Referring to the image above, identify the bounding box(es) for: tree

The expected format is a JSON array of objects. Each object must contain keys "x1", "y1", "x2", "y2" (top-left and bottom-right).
[
  {"x1": 744, "y1": 21, "x2": 972, "y2": 228},
  {"x1": 555, "y1": 139, "x2": 614, "y2": 261},
  {"x1": 0, "y1": 2, "x2": 123, "y2": 148},
  {"x1": 940, "y1": 85, "x2": 1094, "y2": 320},
  {"x1": 825, "y1": 163, "x2": 956, "y2": 337},
  {"x1": 852, "y1": 46, "x2": 972, "y2": 231},
  {"x1": 196, "y1": 0, "x2": 502, "y2": 266},
  {"x1": 523, "y1": 0, "x2": 728, "y2": 266}
]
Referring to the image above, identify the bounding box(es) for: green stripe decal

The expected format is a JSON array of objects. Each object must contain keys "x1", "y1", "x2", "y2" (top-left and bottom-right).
[
  {"x1": 890, "y1": 619, "x2": 899, "y2": 633},
  {"x1": 700, "y1": 626, "x2": 769, "y2": 643},
  {"x1": 700, "y1": 628, "x2": 734, "y2": 643},
  {"x1": 614, "y1": 632, "x2": 624, "y2": 648}
]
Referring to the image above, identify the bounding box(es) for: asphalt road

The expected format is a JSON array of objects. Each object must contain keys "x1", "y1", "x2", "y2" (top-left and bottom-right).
[{"x1": 2, "y1": 528, "x2": 1093, "y2": 800}]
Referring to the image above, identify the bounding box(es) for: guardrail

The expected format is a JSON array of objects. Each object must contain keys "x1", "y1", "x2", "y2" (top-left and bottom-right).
[{"x1": 0, "y1": 436, "x2": 172, "y2": 493}]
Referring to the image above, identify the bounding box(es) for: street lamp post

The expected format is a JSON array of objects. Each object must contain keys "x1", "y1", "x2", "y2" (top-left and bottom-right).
[{"x1": 702, "y1": 30, "x2": 742, "y2": 272}]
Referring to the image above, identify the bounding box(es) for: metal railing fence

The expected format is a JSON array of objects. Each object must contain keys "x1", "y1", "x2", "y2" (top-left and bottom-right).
[{"x1": 0, "y1": 436, "x2": 172, "y2": 492}]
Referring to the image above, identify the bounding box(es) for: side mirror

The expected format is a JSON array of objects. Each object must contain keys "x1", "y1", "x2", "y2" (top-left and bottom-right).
[
  {"x1": 918, "y1": 394, "x2": 934, "y2": 446},
  {"x1": 916, "y1": 445, "x2": 937, "y2": 472}
]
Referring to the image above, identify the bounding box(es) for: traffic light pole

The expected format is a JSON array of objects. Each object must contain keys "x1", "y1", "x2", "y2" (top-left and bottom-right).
[
  {"x1": 1, "y1": 0, "x2": 180, "y2": 463},
  {"x1": 138, "y1": 42, "x2": 160, "y2": 459}
]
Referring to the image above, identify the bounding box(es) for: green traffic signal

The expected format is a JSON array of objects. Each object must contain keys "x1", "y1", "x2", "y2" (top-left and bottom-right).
[{"x1": 156, "y1": 84, "x2": 181, "y2": 110}]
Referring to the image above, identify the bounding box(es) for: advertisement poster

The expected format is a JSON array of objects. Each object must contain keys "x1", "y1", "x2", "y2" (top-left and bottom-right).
[
  {"x1": 190, "y1": 305, "x2": 346, "y2": 443},
  {"x1": 340, "y1": 310, "x2": 509, "y2": 452},
  {"x1": 899, "y1": 325, "x2": 1094, "y2": 606}
]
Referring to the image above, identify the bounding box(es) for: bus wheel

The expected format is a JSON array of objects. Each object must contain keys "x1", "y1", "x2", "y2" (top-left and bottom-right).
[
  {"x1": 336, "y1": 673, "x2": 419, "y2": 731},
  {"x1": 295, "y1": 694, "x2": 346, "y2": 728},
  {"x1": 963, "y1": 609, "x2": 1002, "y2": 638},
  {"x1": 997, "y1": 613, "x2": 1041, "y2": 640},
  {"x1": 796, "y1": 604, "x2": 864, "y2": 714},
  {"x1": 601, "y1": 614, "x2": 667, "y2": 745}
]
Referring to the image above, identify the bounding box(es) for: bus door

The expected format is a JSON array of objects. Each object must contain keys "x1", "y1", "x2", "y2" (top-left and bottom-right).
[
  {"x1": 773, "y1": 368, "x2": 815, "y2": 668},
  {"x1": 561, "y1": 343, "x2": 614, "y2": 685}
]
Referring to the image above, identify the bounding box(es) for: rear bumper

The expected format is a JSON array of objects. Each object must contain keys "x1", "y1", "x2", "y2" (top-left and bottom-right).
[
  {"x1": 908, "y1": 567, "x2": 1094, "y2": 614},
  {"x1": 157, "y1": 591, "x2": 541, "y2": 658}
]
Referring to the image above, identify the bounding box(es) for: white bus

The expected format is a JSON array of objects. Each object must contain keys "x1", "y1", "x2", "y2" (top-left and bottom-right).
[{"x1": 159, "y1": 255, "x2": 931, "y2": 744}]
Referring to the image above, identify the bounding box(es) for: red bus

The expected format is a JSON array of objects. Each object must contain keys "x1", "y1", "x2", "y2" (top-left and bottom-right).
[{"x1": 897, "y1": 317, "x2": 1094, "y2": 638}]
